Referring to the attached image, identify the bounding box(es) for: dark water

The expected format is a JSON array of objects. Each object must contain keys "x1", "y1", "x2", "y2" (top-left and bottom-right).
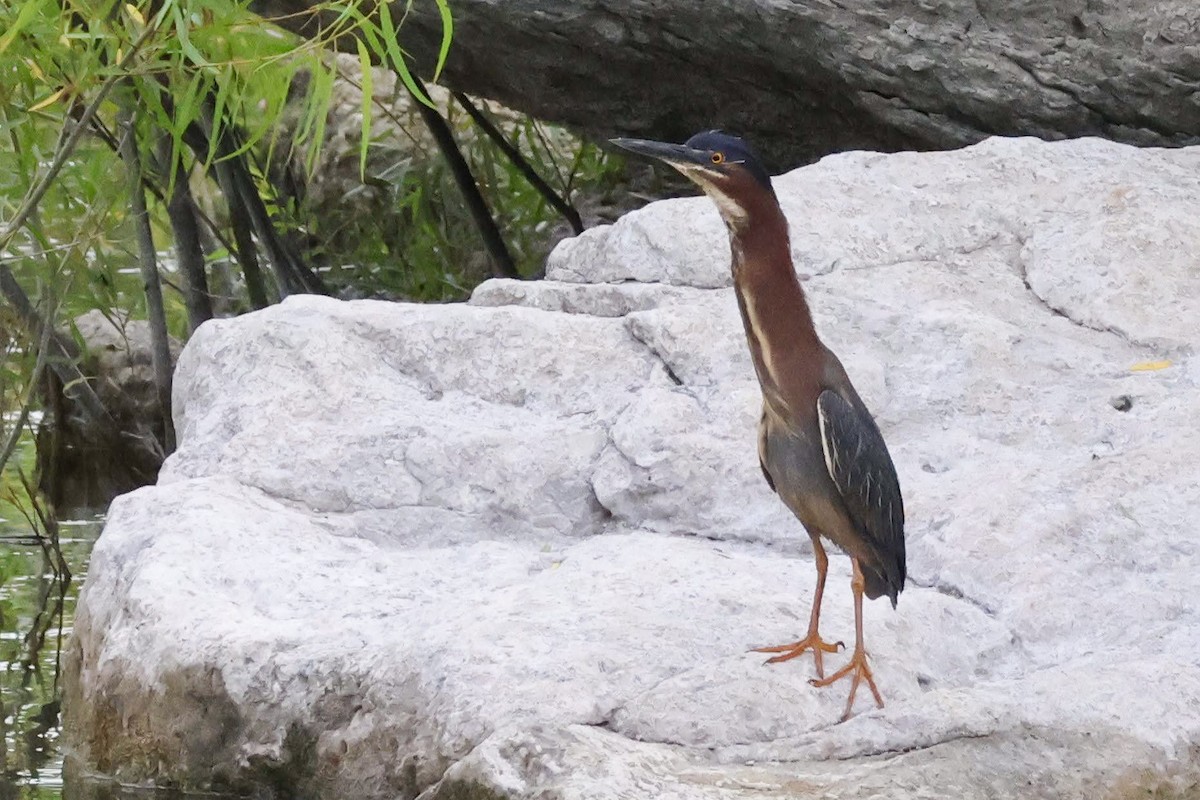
[
  {"x1": 0, "y1": 514, "x2": 238, "y2": 800},
  {"x1": 0, "y1": 511, "x2": 100, "y2": 800}
]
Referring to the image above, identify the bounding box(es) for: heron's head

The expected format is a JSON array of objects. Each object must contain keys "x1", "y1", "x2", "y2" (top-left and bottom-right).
[{"x1": 611, "y1": 130, "x2": 774, "y2": 229}]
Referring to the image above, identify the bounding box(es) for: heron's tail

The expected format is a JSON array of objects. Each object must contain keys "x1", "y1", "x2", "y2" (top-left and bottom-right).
[{"x1": 862, "y1": 557, "x2": 905, "y2": 609}]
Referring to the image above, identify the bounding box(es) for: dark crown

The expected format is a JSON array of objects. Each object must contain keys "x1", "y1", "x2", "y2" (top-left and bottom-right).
[{"x1": 684, "y1": 130, "x2": 773, "y2": 190}]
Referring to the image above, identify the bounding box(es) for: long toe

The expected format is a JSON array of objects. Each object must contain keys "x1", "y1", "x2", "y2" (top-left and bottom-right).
[
  {"x1": 752, "y1": 636, "x2": 842, "y2": 656},
  {"x1": 808, "y1": 649, "x2": 885, "y2": 722},
  {"x1": 753, "y1": 634, "x2": 843, "y2": 676}
]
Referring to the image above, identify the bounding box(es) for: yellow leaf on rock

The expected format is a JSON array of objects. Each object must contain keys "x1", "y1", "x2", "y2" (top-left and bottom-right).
[{"x1": 1129, "y1": 360, "x2": 1171, "y2": 372}]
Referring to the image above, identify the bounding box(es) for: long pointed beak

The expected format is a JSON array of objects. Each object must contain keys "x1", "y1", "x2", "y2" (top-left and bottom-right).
[{"x1": 610, "y1": 137, "x2": 710, "y2": 168}]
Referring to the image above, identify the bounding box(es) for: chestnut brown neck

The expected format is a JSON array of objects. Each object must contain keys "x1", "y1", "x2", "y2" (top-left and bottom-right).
[{"x1": 725, "y1": 191, "x2": 823, "y2": 415}]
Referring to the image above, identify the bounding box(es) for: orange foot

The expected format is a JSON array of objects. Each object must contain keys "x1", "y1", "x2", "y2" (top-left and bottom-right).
[
  {"x1": 753, "y1": 632, "x2": 843, "y2": 678},
  {"x1": 808, "y1": 647, "x2": 884, "y2": 722}
]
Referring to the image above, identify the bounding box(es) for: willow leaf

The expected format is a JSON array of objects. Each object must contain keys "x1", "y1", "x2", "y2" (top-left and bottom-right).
[
  {"x1": 378, "y1": 2, "x2": 433, "y2": 107},
  {"x1": 356, "y1": 38, "x2": 372, "y2": 180},
  {"x1": 0, "y1": 0, "x2": 48, "y2": 55},
  {"x1": 432, "y1": 0, "x2": 453, "y2": 80}
]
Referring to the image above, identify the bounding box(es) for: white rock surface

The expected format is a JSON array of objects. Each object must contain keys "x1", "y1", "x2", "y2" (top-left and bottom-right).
[{"x1": 66, "y1": 137, "x2": 1200, "y2": 799}]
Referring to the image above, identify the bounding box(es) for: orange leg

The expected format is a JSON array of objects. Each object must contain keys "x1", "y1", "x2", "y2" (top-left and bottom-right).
[
  {"x1": 754, "y1": 537, "x2": 843, "y2": 678},
  {"x1": 809, "y1": 557, "x2": 884, "y2": 721}
]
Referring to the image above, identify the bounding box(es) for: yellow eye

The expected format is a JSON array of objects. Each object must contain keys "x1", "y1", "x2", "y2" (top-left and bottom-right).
[{"x1": 710, "y1": 152, "x2": 725, "y2": 165}]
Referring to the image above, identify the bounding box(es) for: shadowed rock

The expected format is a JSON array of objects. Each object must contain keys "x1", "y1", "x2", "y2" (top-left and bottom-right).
[
  {"x1": 250, "y1": 0, "x2": 1200, "y2": 165},
  {"x1": 36, "y1": 311, "x2": 179, "y2": 513}
]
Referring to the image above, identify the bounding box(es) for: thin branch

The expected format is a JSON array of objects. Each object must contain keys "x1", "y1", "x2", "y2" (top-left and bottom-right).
[
  {"x1": 159, "y1": 137, "x2": 214, "y2": 331},
  {"x1": 407, "y1": 76, "x2": 519, "y2": 279},
  {"x1": 530, "y1": 119, "x2": 571, "y2": 191},
  {"x1": 229, "y1": 155, "x2": 302, "y2": 296},
  {"x1": 0, "y1": 266, "x2": 113, "y2": 428},
  {"x1": 89, "y1": 115, "x2": 242, "y2": 270},
  {"x1": 213, "y1": 158, "x2": 271, "y2": 308},
  {"x1": 176, "y1": 90, "x2": 328, "y2": 298},
  {"x1": 332, "y1": 65, "x2": 431, "y2": 155},
  {"x1": 117, "y1": 101, "x2": 176, "y2": 454},
  {"x1": 454, "y1": 93, "x2": 584, "y2": 235},
  {"x1": 0, "y1": 306, "x2": 54, "y2": 476}
]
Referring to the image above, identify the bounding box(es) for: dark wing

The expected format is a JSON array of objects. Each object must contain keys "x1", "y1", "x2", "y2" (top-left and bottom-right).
[
  {"x1": 759, "y1": 460, "x2": 776, "y2": 492},
  {"x1": 816, "y1": 389, "x2": 906, "y2": 604},
  {"x1": 757, "y1": 412, "x2": 776, "y2": 493}
]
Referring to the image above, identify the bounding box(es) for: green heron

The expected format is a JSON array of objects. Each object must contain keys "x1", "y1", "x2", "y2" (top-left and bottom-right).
[{"x1": 613, "y1": 131, "x2": 906, "y2": 721}]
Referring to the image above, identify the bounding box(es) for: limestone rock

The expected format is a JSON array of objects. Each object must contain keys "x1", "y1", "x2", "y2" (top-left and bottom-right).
[
  {"x1": 468, "y1": 278, "x2": 698, "y2": 317},
  {"x1": 65, "y1": 138, "x2": 1200, "y2": 799}
]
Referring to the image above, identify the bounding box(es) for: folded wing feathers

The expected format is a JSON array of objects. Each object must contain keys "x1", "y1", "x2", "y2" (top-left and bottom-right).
[{"x1": 816, "y1": 389, "x2": 905, "y2": 558}]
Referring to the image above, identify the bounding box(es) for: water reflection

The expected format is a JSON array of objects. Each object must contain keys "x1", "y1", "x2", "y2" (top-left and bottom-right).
[
  {"x1": 0, "y1": 509, "x2": 242, "y2": 800},
  {"x1": 0, "y1": 512, "x2": 99, "y2": 800}
]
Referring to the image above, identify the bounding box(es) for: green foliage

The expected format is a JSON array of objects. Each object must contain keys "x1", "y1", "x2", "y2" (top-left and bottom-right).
[
  {"x1": 0, "y1": 0, "x2": 627, "y2": 309},
  {"x1": 297, "y1": 94, "x2": 627, "y2": 300},
  {"x1": 0, "y1": 0, "x2": 450, "y2": 301}
]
